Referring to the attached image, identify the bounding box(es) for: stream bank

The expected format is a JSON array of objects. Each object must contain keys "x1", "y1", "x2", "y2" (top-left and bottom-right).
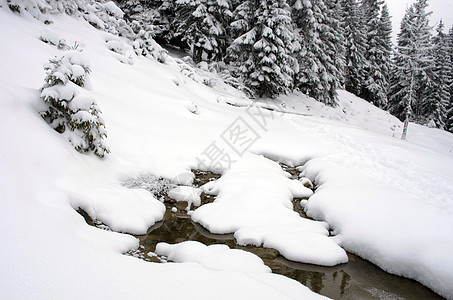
[{"x1": 77, "y1": 166, "x2": 442, "y2": 299}]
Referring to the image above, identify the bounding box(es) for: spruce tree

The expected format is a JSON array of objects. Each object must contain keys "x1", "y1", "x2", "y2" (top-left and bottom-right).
[
  {"x1": 228, "y1": 0, "x2": 253, "y2": 39},
  {"x1": 361, "y1": 0, "x2": 391, "y2": 107},
  {"x1": 173, "y1": 0, "x2": 232, "y2": 63},
  {"x1": 447, "y1": 25, "x2": 453, "y2": 132},
  {"x1": 378, "y1": 3, "x2": 393, "y2": 103},
  {"x1": 388, "y1": 0, "x2": 434, "y2": 139},
  {"x1": 430, "y1": 20, "x2": 451, "y2": 129},
  {"x1": 227, "y1": 0, "x2": 297, "y2": 98},
  {"x1": 340, "y1": 0, "x2": 367, "y2": 96},
  {"x1": 120, "y1": 0, "x2": 171, "y2": 42},
  {"x1": 156, "y1": 0, "x2": 177, "y2": 44},
  {"x1": 324, "y1": 0, "x2": 346, "y2": 89},
  {"x1": 291, "y1": 0, "x2": 343, "y2": 106},
  {"x1": 205, "y1": 0, "x2": 233, "y2": 60},
  {"x1": 40, "y1": 50, "x2": 109, "y2": 157}
]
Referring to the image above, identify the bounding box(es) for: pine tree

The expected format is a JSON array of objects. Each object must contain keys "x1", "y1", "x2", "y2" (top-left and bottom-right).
[
  {"x1": 430, "y1": 20, "x2": 451, "y2": 129},
  {"x1": 172, "y1": 0, "x2": 232, "y2": 63},
  {"x1": 291, "y1": 0, "x2": 343, "y2": 106},
  {"x1": 324, "y1": 0, "x2": 346, "y2": 89},
  {"x1": 156, "y1": 0, "x2": 177, "y2": 44},
  {"x1": 340, "y1": 0, "x2": 367, "y2": 96},
  {"x1": 388, "y1": 0, "x2": 434, "y2": 139},
  {"x1": 205, "y1": 0, "x2": 233, "y2": 60},
  {"x1": 40, "y1": 50, "x2": 109, "y2": 157},
  {"x1": 361, "y1": 0, "x2": 391, "y2": 107},
  {"x1": 446, "y1": 25, "x2": 453, "y2": 132},
  {"x1": 378, "y1": 3, "x2": 393, "y2": 103},
  {"x1": 228, "y1": 0, "x2": 253, "y2": 38},
  {"x1": 120, "y1": 0, "x2": 176, "y2": 45},
  {"x1": 227, "y1": 0, "x2": 297, "y2": 98}
]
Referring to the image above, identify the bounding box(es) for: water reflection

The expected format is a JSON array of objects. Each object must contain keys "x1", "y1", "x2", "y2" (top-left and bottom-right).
[
  {"x1": 123, "y1": 168, "x2": 443, "y2": 299},
  {"x1": 133, "y1": 205, "x2": 442, "y2": 299}
]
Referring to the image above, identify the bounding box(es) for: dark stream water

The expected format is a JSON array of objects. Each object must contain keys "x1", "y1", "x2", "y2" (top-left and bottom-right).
[
  {"x1": 79, "y1": 167, "x2": 443, "y2": 299},
  {"x1": 130, "y1": 206, "x2": 442, "y2": 299}
]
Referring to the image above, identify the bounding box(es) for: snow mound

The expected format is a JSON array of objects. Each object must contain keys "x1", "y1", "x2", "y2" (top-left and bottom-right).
[
  {"x1": 192, "y1": 153, "x2": 348, "y2": 266},
  {"x1": 154, "y1": 241, "x2": 328, "y2": 298},
  {"x1": 156, "y1": 241, "x2": 271, "y2": 273},
  {"x1": 168, "y1": 186, "x2": 203, "y2": 211},
  {"x1": 68, "y1": 185, "x2": 166, "y2": 235}
]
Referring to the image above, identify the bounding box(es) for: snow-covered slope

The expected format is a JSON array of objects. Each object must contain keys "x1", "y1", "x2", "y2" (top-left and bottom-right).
[{"x1": 1, "y1": 4, "x2": 453, "y2": 299}]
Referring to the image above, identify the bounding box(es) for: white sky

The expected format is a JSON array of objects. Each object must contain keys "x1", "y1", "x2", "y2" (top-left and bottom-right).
[{"x1": 386, "y1": 0, "x2": 453, "y2": 43}]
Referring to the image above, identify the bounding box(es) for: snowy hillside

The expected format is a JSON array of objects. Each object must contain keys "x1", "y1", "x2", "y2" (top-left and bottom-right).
[{"x1": 1, "y1": 2, "x2": 453, "y2": 299}]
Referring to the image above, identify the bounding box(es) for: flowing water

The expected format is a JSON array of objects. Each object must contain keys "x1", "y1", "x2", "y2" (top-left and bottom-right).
[{"x1": 78, "y1": 167, "x2": 443, "y2": 299}]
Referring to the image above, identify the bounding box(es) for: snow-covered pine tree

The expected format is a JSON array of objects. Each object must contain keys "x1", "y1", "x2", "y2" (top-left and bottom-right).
[
  {"x1": 361, "y1": 0, "x2": 391, "y2": 107},
  {"x1": 429, "y1": 20, "x2": 451, "y2": 129},
  {"x1": 291, "y1": 0, "x2": 343, "y2": 106},
  {"x1": 120, "y1": 0, "x2": 175, "y2": 45},
  {"x1": 228, "y1": 0, "x2": 252, "y2": 39},
  {"x1": 340, "y1": 0, "x2": 367, "y2": 96},
  {"x1": 40, "y1": 50, "x2": 109, "y2": 157},
  {"x1": 291, "y1": 0, "x2": 322, "y2": 102},
  {"x1": 172, "y1": 0, "x2": 231, "y2": 63},
  {"x1": 227, "y1": 0, "x2": 297, "y2": 98},
  {"x1": 121, "y1": 0, "x2": 155, "y2": 31},
  {"x1": 324, "y1": 0, "x2": 346, "y2": 89},
  {"x1": 447, "y1": 25, "x2": 453, "y2": 132},
  {"x1": 388, "y1": 0, "x2": 434, "y2": 139},
  {"x1": 226, "y1": 0, "x2": 253, "y2": 80},
  {"x1": 377, "y1": 3, "x2": 393, "y2": 102},
  {"x1": 153, "y1": 0, "x2": 177, "y2": 44},
  {"x1": 205, "y1": 0, "x2": 233, "y2": 60}
]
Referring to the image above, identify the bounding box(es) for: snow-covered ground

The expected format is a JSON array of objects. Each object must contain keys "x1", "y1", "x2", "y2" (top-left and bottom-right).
[{"x1": 1, "y1": 3, "x2": 453, "y2": 299}]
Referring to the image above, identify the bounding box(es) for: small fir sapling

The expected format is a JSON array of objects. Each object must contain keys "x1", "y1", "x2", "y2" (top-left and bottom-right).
[{"x1": 39, "y1": 50, "x2": 110, "y2": 157}]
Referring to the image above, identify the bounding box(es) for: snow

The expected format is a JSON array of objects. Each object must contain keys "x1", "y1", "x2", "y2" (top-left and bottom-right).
[
  {"x1": 1, "y1": 3, "x2": 453, "y2": 300},
  {"x1": 155, "y1": 241, "x2": 327, "y2": 298},
  {"x1": 105, "y1": 39, "x2": 124, "y2": 54},
  {"x1": 42, "y1": 84, "x2": 74, "y2": 100},
  {"x1": 192, "y1": 153, "x2": 347, "y2": 266},
  {"x1": 168, "y1": 186, "x2": 202, "y2": 211},
  {"x1": 156, "y1": 241, "x2": 271, "y2": 273},
  {"x1": 69, "y1": 93, "x2": 95, "y2": 111},
  {"x1": 102, "y1": 1, "x2": 124, "y2": 18},
  {"x1": 39, "y1": 29, "x2": 60, "y2": 45}
]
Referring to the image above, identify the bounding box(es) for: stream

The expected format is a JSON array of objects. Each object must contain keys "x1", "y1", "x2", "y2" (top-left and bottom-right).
[{"x1": 79, "y1": 167, "x2": 443, "y2": 299}]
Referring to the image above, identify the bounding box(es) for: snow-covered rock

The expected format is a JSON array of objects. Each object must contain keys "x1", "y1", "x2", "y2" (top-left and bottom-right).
[{"x1": 168, "y1": 186, "x2": 203, "y2": 211}]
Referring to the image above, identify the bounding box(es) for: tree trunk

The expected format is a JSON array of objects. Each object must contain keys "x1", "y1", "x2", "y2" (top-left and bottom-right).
[
  {"x1": 402, "y1": 70, "x2": 415, "y2": 140},
  {"x1": 193, "y1": 46, "x2": 203, "y2": 64},
  {"x1": 401, "y1": 115, "x2": 409, "y2": 140}
]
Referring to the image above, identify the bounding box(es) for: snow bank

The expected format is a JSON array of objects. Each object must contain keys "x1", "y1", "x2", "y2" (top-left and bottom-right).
[
  {"x1": 192, "y1": 153, "x2": 348, "y2": 266},
  {"x1": 302, "y1": 158, "x2": 453, "y2": 298},
  {"x1": 156, "y1": 241, "x2": 271, "y2": 273},
  {"x1": 66, "y1": 184, "x2": 166, "y2": 235},
  {"x1": 155, "y1": 241, "x2": 328, "y2": 299}
]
